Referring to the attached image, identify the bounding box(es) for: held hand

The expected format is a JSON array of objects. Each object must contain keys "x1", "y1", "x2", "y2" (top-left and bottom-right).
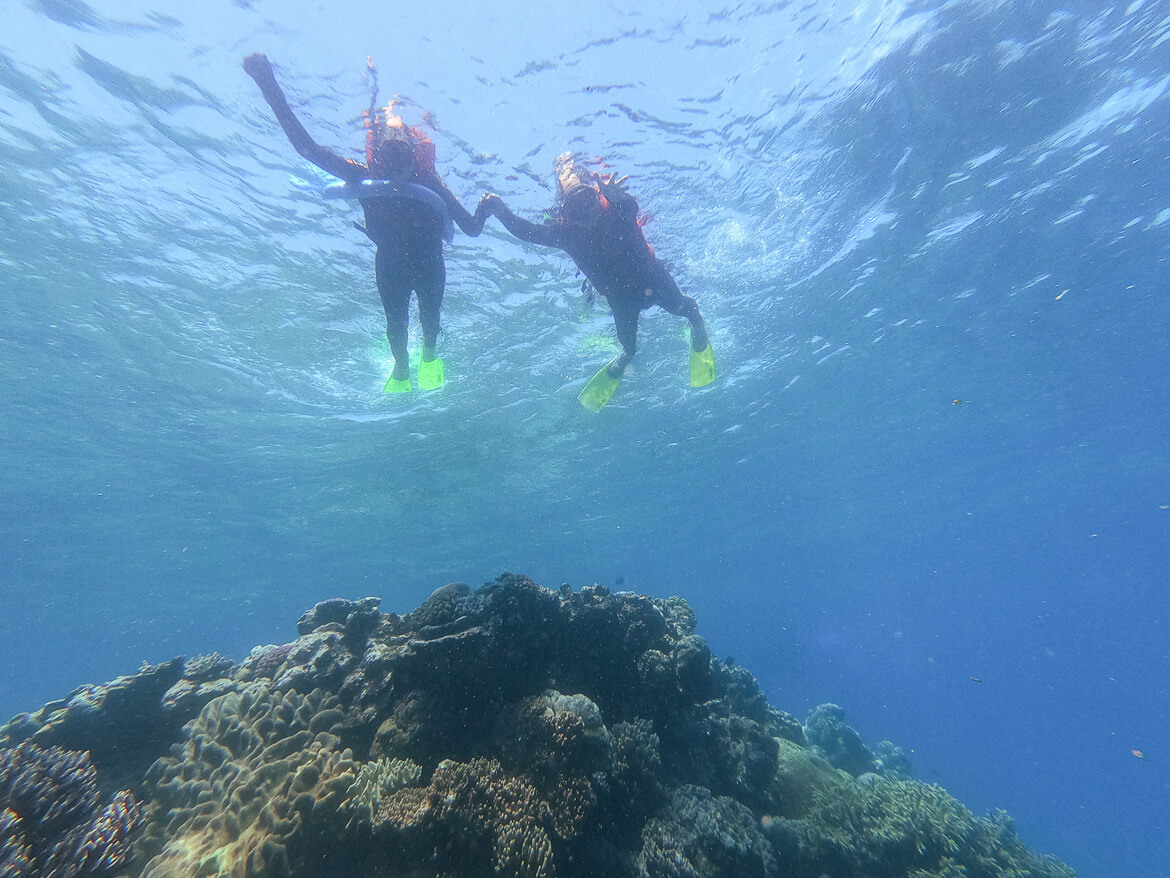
[
  {"x1": 476, "y1": 192, "x2": 502, "y2": 220},
  {"x1": 242, "y1": 52, "x2": 276, "y2": 84}
]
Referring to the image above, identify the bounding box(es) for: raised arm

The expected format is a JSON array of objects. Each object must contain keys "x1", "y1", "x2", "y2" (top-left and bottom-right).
[
  {"x1": 242, "y1": 53, "x2": 365, "y2": 183},
  {"x1": 482, "y1": 194, "x2": 564, "y2": 249},
  {"x1": 598, "y1": 173, "x2": 639, "y2": 222}
]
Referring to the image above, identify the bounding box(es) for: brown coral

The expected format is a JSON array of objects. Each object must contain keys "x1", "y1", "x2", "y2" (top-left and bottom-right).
[
  {"x1": 762, "y1": 772, "x2": 1078, "y2": 878},
  {"x1": 375, "y1": 757, "x2": 557, "y2": 878},
  {"x1": 138, "y1": 684, "x2": 356, "y2": 878},
  {"x1": 503, "y1": 691, "x2": 611, "y2": 842}
]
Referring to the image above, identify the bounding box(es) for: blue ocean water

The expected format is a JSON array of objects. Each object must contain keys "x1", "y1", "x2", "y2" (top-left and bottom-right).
[{"x1": 1, "y1": 0, "x2": 1167, "y2": 875}]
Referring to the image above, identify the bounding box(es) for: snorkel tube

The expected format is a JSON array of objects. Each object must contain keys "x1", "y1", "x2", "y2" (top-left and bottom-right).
[{"x1": 321, "y1": 180, "x2": 454, "y2": 243}]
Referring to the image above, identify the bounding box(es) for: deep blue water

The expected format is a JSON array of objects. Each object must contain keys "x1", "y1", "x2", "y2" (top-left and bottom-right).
[{"x1": 2, "y1": 0, "x2": 1168, "y2": 875}]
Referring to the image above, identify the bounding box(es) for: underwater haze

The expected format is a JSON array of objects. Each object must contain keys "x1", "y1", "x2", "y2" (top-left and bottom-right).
[{"x1": 1, "y1": 0, "x2": 1168, "y2": 875}]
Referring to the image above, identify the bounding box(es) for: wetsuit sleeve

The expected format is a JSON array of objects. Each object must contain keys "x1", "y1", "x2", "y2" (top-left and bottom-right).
[
  {"x1": 428, "y1": 176, "x2": 485, "y2": 237},
  {"x1": 489, "y1": 199, "x2": 564, "y2": 249},
  {"x1": 243, "y1": 53, "x2": 365, "y2": 183}
]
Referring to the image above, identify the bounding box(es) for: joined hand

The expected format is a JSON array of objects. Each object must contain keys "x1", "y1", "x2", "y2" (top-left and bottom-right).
[{"x1": 477, "y1": 193, "x2": 502, "y2": 217}]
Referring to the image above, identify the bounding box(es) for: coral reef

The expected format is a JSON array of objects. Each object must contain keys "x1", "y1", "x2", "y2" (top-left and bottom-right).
[
  {"x1": 344, "y1": 757, "x2": 422, "y2": 826},
  {"x1": 802, "y1": 704, "x2": 914, "y2": 784},
  {"x1": 0, "y1": 661, "x2": 186, "y2": 769},
  {"x1": 0, "y1": 656, "x2": 242, "y2": 792},
  {"x1": 761, "y1": 768, "x2": 1077, "y2": 878},
  {"x1": 639, "y1": 785, "x2": 777, "y2": 878},
  {"x1": 0, "y1": 741, "x2": 144, "y2": 877},
  {"x1": 137, "y1": 685, "x2": 356, "y2": 878},
  {"x1": 804, "y1": 703, "x2": 879, "y2": 777},
  {"x1": 373, "y1": 756, "x2": 556, "y2": 877},
  {"x1": 0, "y1": 572, "x2": 1077, "y2": 878}
]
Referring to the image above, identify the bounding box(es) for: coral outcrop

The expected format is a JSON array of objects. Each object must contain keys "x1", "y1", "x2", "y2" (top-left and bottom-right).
[
  {"x1": 137, "y1": 685, "x2": 356, "y2": 878},
  {"x1": 0, "y1": 573, "x2": 1076, "y2": 878},
  {"x1": 801, "y1": 702, "x2": 913, "y2": 784},
  {"x1": 0, "y1": 656, "x2": 241, "y2": 792},
  {"x1": 0, "y1": 741, "x2": 144, "y2": 877}
]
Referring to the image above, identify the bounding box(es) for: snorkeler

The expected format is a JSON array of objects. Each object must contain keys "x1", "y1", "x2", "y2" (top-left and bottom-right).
[
  {"x1": 481, "y1": 153, "x2": 714, "y2": 411},
  {"x1": 243, "y1": 53, "x2": 487, "y2": 391}
]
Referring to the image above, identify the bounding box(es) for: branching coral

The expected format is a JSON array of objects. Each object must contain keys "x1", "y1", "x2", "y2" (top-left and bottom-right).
[
  {"x1": 763, "y1": 774, "x2": 1077, "y2": 878},
  {"x1": 344, "y1": 757, "x2": 422, "y2": 827},
  {"x1": 0, "y1": 742, "x2": 143, "y2": 878},
  {"x1": 1, "y1": 805, "x2": 32, "y2": 876},
  {"x1": 375, "y1": 757, "x2": 556, "y2": 878}
]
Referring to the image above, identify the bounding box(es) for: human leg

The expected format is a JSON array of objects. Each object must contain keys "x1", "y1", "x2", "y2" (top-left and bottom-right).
[
  {"x1": 415, "y1": 259, "x2": 446, "y2": 362},
  {"x1": 650, "y1": 268, "x2": 708, "y2": 351},
  {"x1": 414, "y1": 259, "x2": 446, "y2": 389},
  {"x1": 648, "y1": 267, "x2": 714, "y2": 386},
  {"x1": 375, "y1": 248, "x2": 412, "y2": 382},
  {"x1": 608, "y1": 296, "x2": 640, "y2": 377},
  {"x1": 679, "y1": 296, "x2": 709, "y2": 352}
]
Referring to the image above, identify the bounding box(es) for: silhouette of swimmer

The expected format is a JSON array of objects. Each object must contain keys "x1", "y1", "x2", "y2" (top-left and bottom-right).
[
  {"x1": 481, "y1": 153, "x2": 713, "y2": 410},
  {"x1": 243, "y1": 53, "x2": 489, "y2": 391}
]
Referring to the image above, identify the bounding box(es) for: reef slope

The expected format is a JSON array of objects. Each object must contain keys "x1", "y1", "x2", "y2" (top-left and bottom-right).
[{"x1": 1, "y1": 573, "x2": 1076, "y2": 878}]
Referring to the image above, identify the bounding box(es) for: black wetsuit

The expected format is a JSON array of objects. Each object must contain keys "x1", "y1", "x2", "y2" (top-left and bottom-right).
[
  {"x1": 243, "y1": 53, "x2": 480, "y2": 371},
  {"x1": 489, "y1": 191, "x2": 705, "y2": 366},
  {"x1": 362, "y1": 197, "x2": 447, "y2": 362}
]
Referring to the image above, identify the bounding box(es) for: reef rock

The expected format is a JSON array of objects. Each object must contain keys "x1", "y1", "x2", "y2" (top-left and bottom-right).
[
  {"x1": 0, "y1": 655, "x2": 243, "y2": 792},
  {"x1": 0, "y1": 572, "x2": 1076, "y2": 878}
]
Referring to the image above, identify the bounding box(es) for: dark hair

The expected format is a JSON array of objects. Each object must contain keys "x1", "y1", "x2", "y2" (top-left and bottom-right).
[
  {"x1": 376, "y1": 138, "x2": 415, "y2": 165},
  {"x1": 556, "y1": 152, "x2": 594, "y2": 198},
  {"x1": 557, "y1": 185, "x2": 603, "y2": 227}
]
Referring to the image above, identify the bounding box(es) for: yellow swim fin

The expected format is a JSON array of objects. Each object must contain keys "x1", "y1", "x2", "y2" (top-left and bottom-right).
[
  {"x1": 578, "y1": 363, "x2": 621, "y2": 412},
  {"x1": 384, "y1": 374, "x2": 412, "y2": 393},
  {"x1": 418, "y1": 356, "x2": 445, "y2": 391},
  {"x1": 689, "y1": 342, "x2": 716, "y2": 388}
]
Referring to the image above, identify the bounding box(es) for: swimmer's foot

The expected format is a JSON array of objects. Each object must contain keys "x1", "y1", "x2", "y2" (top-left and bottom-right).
[
  {"x1": 418, "y1": 353, "x2": 445, "y2": 390},
  {"x1": 689, "y1": 336, "x2": 716, "y2": 388},
  {"x1": 384, "y1": 361, "x2": 412, "y2": 393},
  {"x1": 690, "y1": 323, "x2": 709, "y2": 352},
  {"x1": 579, "y1": 358, "x2": 623, "y2": 412}
]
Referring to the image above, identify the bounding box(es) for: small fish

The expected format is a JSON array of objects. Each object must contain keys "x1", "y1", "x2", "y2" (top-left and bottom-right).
[{"x1": 970, "y1": 676, "x2": 982, "y2": 683}]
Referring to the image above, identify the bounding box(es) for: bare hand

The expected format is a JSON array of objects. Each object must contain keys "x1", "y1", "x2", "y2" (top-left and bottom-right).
[
  {"x1": 242, "y1": 53, "x2": 275, "y2": 83},
  {"x1": 597, "y1": 172, "x2": 630, "y2": 199},
  {"x1": 477, "y1": 193, "x2": 502, "y2": 217}
]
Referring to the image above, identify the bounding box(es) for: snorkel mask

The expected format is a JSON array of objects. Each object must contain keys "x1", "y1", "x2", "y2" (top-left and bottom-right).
[
  {"x1": 555, "y1": 152, "x2": 607, "y2": 227},
  {"x1": 365, "y1": 108, "x2": 415, "y2": 178},
  {"x1": 362, "y1": 57, "x2": 436, "y2": 179},
  {"x1": 555, "y1": 152, "x2": 593, "y2": 199}
]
